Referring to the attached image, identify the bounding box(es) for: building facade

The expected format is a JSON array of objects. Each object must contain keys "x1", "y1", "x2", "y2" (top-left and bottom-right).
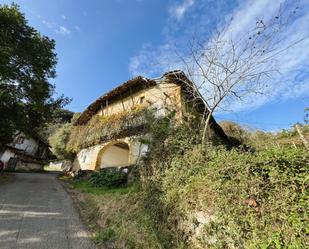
[
  {"x1": 0, "y1": 132, "x2": 51, "y2": 171},
  {"x1": 71, "y1": 71, "x2": 227, "y2": 171}
]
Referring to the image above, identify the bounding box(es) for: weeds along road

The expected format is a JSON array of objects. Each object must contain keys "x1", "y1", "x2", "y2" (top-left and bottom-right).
[{"x1": 0, "y1": 172, "x2": 95, "y2": 249}]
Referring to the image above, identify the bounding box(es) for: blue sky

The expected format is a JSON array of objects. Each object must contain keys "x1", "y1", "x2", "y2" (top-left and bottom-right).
[{"x1": 1, "y1": 0, "x2": 308, "y2": 131}]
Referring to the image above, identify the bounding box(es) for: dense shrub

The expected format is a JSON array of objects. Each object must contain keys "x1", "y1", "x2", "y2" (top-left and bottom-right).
[
  {"x1": 89, "y1": 169, "x2": 128, "y2": 188},
  {"x1": 138, "y1": 118, "x2": 309, "y2": 248},
  {"x1": 73, "y1": 170, "x2": 93, "y2": 180},
  {"x1": 164, "y1": 146, "x2": 308, "y2": 248},
  {"x1": 219, "y1": 121, "x2": 250, "y2": 146}
]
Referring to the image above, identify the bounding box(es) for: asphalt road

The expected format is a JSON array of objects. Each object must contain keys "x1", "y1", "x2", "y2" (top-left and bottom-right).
[{"x1": 0, "y1": 172, "x2": 96, "y2": 249}]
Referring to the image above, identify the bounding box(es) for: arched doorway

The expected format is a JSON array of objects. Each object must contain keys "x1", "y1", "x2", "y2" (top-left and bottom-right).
[{"x1": 96, "y1": 142, "x2": 130, "y2": 169}]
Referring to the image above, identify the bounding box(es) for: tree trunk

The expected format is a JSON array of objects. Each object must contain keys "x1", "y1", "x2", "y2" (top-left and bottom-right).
[
  {"x1": 295, "y1": 124, "x2": 308, "y2": 149},
  {"x1": 202, "y1": 111, "x2": 213, "y2": 145}
]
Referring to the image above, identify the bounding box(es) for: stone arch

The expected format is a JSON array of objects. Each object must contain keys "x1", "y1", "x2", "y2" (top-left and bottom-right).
[{"x1": 95, "y1": 140, "x2": 131, "y2": 170}]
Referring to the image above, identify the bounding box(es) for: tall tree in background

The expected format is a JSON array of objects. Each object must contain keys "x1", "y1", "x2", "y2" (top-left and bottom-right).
[{"x1": 0, "y1": 4, "x2": 69, "y2": 145}]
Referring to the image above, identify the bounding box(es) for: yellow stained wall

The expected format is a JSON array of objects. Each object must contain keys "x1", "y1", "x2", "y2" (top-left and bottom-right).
[
  {"x1": 97, "y1": 83, "x2": 183, "y2": 119},
  {"x1": 73, "y1": 137, "x2": 148, "y2": 171},
  {"x1": 73, "y1": 81, "x2": 183, "y2": 171},
  {"x1": 100, "y1": 145, "x2": 129, "y2": 167}
]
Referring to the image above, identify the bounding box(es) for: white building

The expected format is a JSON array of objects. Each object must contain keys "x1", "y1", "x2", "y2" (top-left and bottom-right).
[{"x1": 0, "y1": 132, "x2": 51, "y2": 171}]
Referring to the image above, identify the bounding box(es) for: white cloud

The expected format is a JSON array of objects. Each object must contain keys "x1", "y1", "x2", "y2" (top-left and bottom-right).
[
  {"x1": 55, "y1": 26, "x2": 71, "y2": 35},
  {"x1": 74, "y1": 25, "x2": 81, "y2": 31},
  {"x1": 26, "y1": 7, "x2": 73, "y2": 35},
  {"x1": 42, "y1": 20, "x2": 56, "y2": 29},
  {"x1": 169, "y1": 0, "x2": 195, "y2": 20},
  {"x1": 222, "y1": 0, "x2": 286, "y2": 41},
  {"x1": 129, "y1": 42, "x2": 186, "y2": 79},
  {"x1": 215, "y1": 0, "x2": 309, "y2": 112},
  {"x1": 129, "y1": 0, "x2": 309, "y2": 113}
]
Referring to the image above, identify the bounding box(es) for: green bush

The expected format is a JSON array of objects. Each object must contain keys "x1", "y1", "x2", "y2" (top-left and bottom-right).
[
  {"x1": 138, "y1": 118, "x2": 309, "y2": 249},
  {"x1": 162, "y1": 145, "x2": 308, "y2": 248},
  {"x1": 89, "y1": 169, "x2": 128, "y2": 188}
]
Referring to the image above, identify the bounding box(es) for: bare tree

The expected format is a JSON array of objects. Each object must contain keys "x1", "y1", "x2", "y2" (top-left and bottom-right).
[
  {"x1": 294, "y1": 123, "x2": 309, "y2": 149},
  {"x1": 172, "y1": 1, "x2": 308, "y2": 144}
]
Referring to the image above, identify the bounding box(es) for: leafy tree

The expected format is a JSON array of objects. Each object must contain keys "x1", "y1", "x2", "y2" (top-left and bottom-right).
[
  {"x1": 38, "y1": 108, "x2": 74, "y2": 142},
  {"x1": 0, "y1": 4, "x2": 69, "y2": 145},
  {"x1": 48, "y1": 123, "x2": 74, "y2": 160},
  {"x1": 51, "y1": 109, "x2": 74, "y2": 123},
  {"x1": 48, "y1": 113, "x2": 80, "y2": 160}
]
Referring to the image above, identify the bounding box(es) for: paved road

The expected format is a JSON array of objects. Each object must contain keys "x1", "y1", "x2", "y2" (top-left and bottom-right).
[{"x1": 0, "y1": 173, "x2": 96, "y2": 249}]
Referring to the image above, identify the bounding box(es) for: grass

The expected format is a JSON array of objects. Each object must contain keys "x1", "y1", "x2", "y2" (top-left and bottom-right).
[
  {"x1": 93, "y1": 228, "x2": 116, "y2": 243},
  {"x1": 63, "y1": 178, "x2": 161, "y2": 249},
  {"x1": 72, "y1": 179, "x2": 135, "y2": 196}
]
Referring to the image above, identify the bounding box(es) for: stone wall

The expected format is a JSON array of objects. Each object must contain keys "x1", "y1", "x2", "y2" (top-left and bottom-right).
[{"x1": 14, "y1": 161, "x2": 43, "y2": 172}]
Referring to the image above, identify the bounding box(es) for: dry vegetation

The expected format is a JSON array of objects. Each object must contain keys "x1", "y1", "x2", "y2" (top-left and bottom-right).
[
  {"x1": 67, "y1": 105, "x2": 148, "y2": 153},
  {"x1": 220, "y1": 120, "x2": 309, "y2": 149}
]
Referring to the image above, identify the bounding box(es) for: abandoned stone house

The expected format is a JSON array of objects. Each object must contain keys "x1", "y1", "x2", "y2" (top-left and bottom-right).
[
  {"x1": 0, "y1": 132, "x2": 51, "y2": 171},
  {"x1": 71, "y1": 71, "x2": 226, "y2": 172}
]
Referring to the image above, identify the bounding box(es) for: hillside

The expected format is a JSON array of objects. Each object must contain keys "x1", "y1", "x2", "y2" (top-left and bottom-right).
[{"x1": 60, "y1": 117, "x2": 309, "y2": 249}]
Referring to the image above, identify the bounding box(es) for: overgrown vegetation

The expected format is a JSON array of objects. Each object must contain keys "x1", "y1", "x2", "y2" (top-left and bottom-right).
[
  {"x1": 220, "y1": 120, "x2": 309, "y2": 149},
  {"x1": 67, "y1": 105, "x2": 148, "y2": 153},
  {"x1": 65, "y1": 179, "x2": 162, "y2": 249},
  {"x1": 48, "y1": 112, "x2": 79, "y2": 160},
  {"x1": 64, "y1": 111, "x2": 308, "y2": 248},
  {"x1": 47, "y1": 105, "x2": 157, "y2": 161},
  {"x1": 135, "y1": 115, "x2": 309, "y2": 248},
  {"x1": 89, "y1": 169, "x2": 128, "y2": 188}
]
